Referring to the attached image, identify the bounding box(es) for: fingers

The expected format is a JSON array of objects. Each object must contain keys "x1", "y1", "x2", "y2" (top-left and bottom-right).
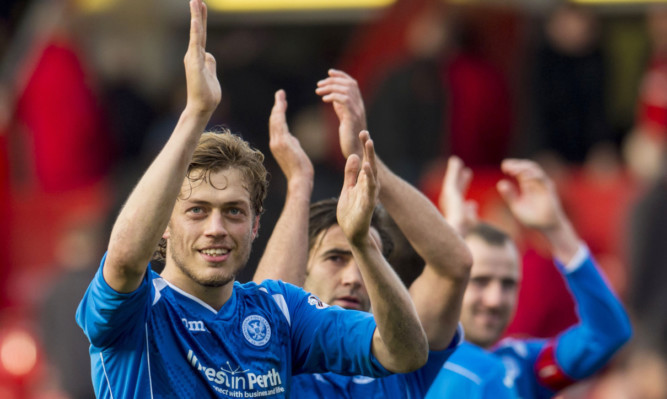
[
  {"x1": 496, "y1": 179, "x2": 518, "y2": 206},
  {"x1": 202, "y1": 1, "x2": 208, "y2": 48},
  {"x1": 270, "y1": 89, "x2": 288, "y2": 123},
  {"x1": 359, "y1": 130, "x2": 377, "y2": 178},
  {"x1": 444, "y1": 155, "x2": 473, "y2": 195},
  {"x1": 189, "y1": 0, "x2": 204, "y2": 51},
  {"x1": 316, "y1": 69, "x2": 355, "y2": 88},
  {"x1": 464, "y1": 200, "x2": 479, "y2": 219},
  {"x1": 444, "y1": 156, "x2": 461, "y2": 188},
  {"x1": 316, "y1": 81, "x2": 355, "y2": 92},
  {"x1": 269, "y1": 89, "x2": 289, "y2": 140},
  {"x1": 343, "y1": 154, "x2": 361, "y2": 189},
  {"x1": 316, "y1": 70, "x2": 359, "y2": 99},
  {"x1": 318, "y1": 92, "x2": 348, "y2": 104},
  {"x1": 501, "y1": 158, "x2": 546, "y2": 181},
  {"x1": 327, "y1": 68, "x2": 353, "y2": 79},
  {"x1": 204, "y1": 52, "x2": 217, "y2": 74},
  {"x1": 342, "y1": 131, "x2": 376, "y2": 190}
]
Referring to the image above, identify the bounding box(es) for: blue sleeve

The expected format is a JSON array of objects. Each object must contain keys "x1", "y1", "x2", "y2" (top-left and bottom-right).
[
  {"x1": 522, "y1": 248, "x2": 632, "y2": 394},
  {"x1": 405, "y1": 323, "x2": 464, "y2": 396},
  {"x1": 426, "y1": 343, "x2": 517, "y2": 399},
  {"x1": 550, "y1": 250, "x2": 632, "y2": 379},
  {"x1": 481, "y1": 369, "x2": 517, "y2": 399},
  {"x1": 264, "y1": 280, "x2": 392, "y2": 378},
  {"x1": 75, "y1": 252, "x2": 153, "y2": 348}
]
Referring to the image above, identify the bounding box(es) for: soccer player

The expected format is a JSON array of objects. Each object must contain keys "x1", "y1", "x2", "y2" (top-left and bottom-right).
[
  {"x1": 253, "y1": 71, "x2": 472, "y2": 398},
  {"x1": 425, "y1": 155, "x2": 632, "y2": 398},
  {"x1": 75, "y1": 2, "x2": 429, "y2": 397}
]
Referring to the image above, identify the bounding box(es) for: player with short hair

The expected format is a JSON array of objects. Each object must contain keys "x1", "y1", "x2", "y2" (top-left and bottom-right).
[
  {"x1": 254, "y1": 71, "x2": 472, "y2": 398},
  {"x1": 76, "y1": 2, "x2": 429, "y2": 397},
  {"x1": 425, "y1": 155, "x2": 632, "y2": 398}
]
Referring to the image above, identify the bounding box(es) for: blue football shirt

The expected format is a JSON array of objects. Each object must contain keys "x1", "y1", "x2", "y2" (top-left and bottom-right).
[
  {"x1": 76, "y1": 254, "x2": 392, "y2": 398},
  {"x1": 290, "y1": 324, "x2": 463, "y2": 399},
  {"x1": 426, "y1": 246, "x2": 631, "y2": 399},
  {"x1": 493, "y1": 248, "x2": 632, "y2": 399},
  {"x1": 425, "y1": 342, "x2": 515, "y2": 399}
]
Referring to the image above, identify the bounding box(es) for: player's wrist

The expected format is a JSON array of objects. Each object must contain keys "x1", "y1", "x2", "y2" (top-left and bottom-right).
[{"x1": 181, "y1": 104, "x2": 215, "y2": 122}]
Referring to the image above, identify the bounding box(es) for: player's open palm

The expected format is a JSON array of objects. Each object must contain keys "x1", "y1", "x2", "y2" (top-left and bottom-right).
[
  {"x1": 439, "y1": 155, "x2": 478, "y2": 236},
  {"x1": 497, "y1": 159, "x2": 565, "y2": 230},
  {"x1": 316, "y1": 69, "x2": 366, "y2": 159},
  {"x1": 184, "y1": 0, "x2": 221, "y2": 115},
  {"x1": 268, "y1": 90, "x2": 314, "y2": 183},
  {"x1": 337, "y1": 131, "x2": 378, "y2": 245}
]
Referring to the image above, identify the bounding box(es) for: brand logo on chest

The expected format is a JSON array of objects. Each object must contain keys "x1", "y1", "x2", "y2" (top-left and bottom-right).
[{"x1": 182, "y1": 318, "x2": 208, "y2": 333}]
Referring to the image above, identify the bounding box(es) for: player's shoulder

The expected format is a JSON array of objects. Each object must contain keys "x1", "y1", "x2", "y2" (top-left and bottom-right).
[
  {"x1": 438, "y1": 342, "x2": 509, "y2": 390},
  {"x1": 493, "y1": 337, "x2": 547, "y2": 362},
  {"x1": 245, "y1": 279, "x2": 314, "y2": 299},
  {"x1": 454, "y1": 342, "x2": 506, "y2": 372},
  {"x1": 235, "y1": 280, "x2": 316, "y2": 311}
]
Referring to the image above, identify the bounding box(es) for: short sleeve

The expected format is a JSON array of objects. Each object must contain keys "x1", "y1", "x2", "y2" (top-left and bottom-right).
[
  {"x1": 262, "y1": 280, "x2": 392, "y2": 378},
  {"x1": 75, "y1": 253, "x2": 153, "y2": 348},
  {"x1": 408, "y1": 323, "x2": 464, "y2": 395}
]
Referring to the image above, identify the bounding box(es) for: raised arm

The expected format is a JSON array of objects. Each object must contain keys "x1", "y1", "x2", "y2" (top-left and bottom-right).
[
  {"x1": 438, "y1": 156, "x2": 478, "y2": 237},
  {"x1": 253, "y1": 90, "x2": 313, "y2": 284},
  {"x1": 338, "y1": 131, "x2": 428, "y2": 373},
  {"x1": 496, "y1": 159, "x2": 579, "y2": 263},
  {"x1": 104, "y1": 0, "x2": 220, "y2": 293},
  {"x1": 317, "y1": 69, "x2": 472, "y2": 350},
  {"x1": 496, "y1": 159, "x2": 631, "y2": 391}
]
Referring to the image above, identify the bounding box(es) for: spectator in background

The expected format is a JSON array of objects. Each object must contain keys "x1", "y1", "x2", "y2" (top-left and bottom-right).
[
  {"x1": 624, "y1": 5, "x2": 667, "y2": 183},
  {"x1": 39, "y1": 218, "x2": 104, "y2": 399},
  {"x1": 365, "y1": 2, "x2": 449, "y2": 184},
  {"x1": 426, "y1": 156, "x2": 632, "y2": 399},
  {"x1": 530, "y1": 3, "x2": 611, "y2": 165},
  {"x1": 618, "y1": 9, "x2": 667, "y2": 392},
  {"x1": 607, "y1": 8, "x2": 667, "y2": 398},
  {"x1": 12, "y1": 9, "x2": 112, "y2": 192},
  {"x1": 333, "y1": 0, "x2": 513, "y2": 184},
  {"x1": 620, "y1": 165, "x2": 667, "y2": 399}
]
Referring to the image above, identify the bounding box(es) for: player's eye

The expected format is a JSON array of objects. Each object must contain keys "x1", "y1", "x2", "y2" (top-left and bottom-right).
[
  {"x1": 471, "y1": 277, "x2": 490, "y2": 287},
  {"x1": 227, "y1": 207, "x2": 247, "y2": 218}
]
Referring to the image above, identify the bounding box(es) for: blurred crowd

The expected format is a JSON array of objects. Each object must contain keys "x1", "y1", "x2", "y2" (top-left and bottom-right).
[{"x1": 0, "y1": 0, "x2": 665, "y2": 398}]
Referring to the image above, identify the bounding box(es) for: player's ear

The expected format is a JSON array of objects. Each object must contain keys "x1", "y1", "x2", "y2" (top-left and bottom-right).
[
  {"x1": 251, "y1": 215, "x2": 260, "y2": 240},
  {"x1": 163, "y1": 226, "x2": 170, "y2": 239}
]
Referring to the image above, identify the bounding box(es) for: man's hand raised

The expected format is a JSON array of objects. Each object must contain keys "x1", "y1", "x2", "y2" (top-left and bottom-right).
[
  {"x1": 316, "y1": 69, "x2": 366, "y2": 159},
  {"x1": 439, "y1": 156, "x2": 478, "y2": 236},
  {"x1": 268, "y1": 90, "x2": 314, "y2": 185},
  {"x1": 337, "y1": 130, "x2": 378, "y2": 245},
  {"x1": 184, "y1": 0, "x2": 221, "y2": 116}
]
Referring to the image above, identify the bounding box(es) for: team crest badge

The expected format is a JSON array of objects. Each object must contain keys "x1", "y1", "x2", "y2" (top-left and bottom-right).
[{"x1": 242, "y1": 315, "x2": 271, "y2": 346}]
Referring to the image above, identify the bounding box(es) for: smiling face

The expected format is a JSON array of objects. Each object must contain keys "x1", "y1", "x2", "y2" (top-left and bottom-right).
[
  {"x1": 460, "y1": 234, "x2": 521, "y2": 349},
  {"x1": 304, "y1": 224, "x2": 382, "y2": 312},
  {"x1": 162, "y1": 167, "x2": 259, "y2": 294}
]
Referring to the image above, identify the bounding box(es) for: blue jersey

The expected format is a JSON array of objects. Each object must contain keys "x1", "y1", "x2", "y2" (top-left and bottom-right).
[
  {"x1": 425, "y1": 342, "x2": 515, "y2": 399},
  {"x1": 427, "y1": 246, "x2": 631, "y2": 399},
  {"x1": 493, "y1": 247, "x2": 631, "y2": 399},
  {"x1": 290, "y1": 324, "x2": 463, "y2": 399},
  {"x1": 76, "y1": 255, "x2": 391, "y2": 398}
]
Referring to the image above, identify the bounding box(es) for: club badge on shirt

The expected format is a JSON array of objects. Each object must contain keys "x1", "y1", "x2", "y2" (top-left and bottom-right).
[{"x1": 242, "y1": 315, "x2": 271, "y2": 346}]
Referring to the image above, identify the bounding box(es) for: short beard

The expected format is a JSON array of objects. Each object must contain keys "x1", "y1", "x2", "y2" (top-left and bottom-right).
[
  {"x1": 167, "y1": 237, "x2": 252, "y2": 288},
  {"x1": 168, "y1": 245, "x2": 232, "y2": 288}
]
